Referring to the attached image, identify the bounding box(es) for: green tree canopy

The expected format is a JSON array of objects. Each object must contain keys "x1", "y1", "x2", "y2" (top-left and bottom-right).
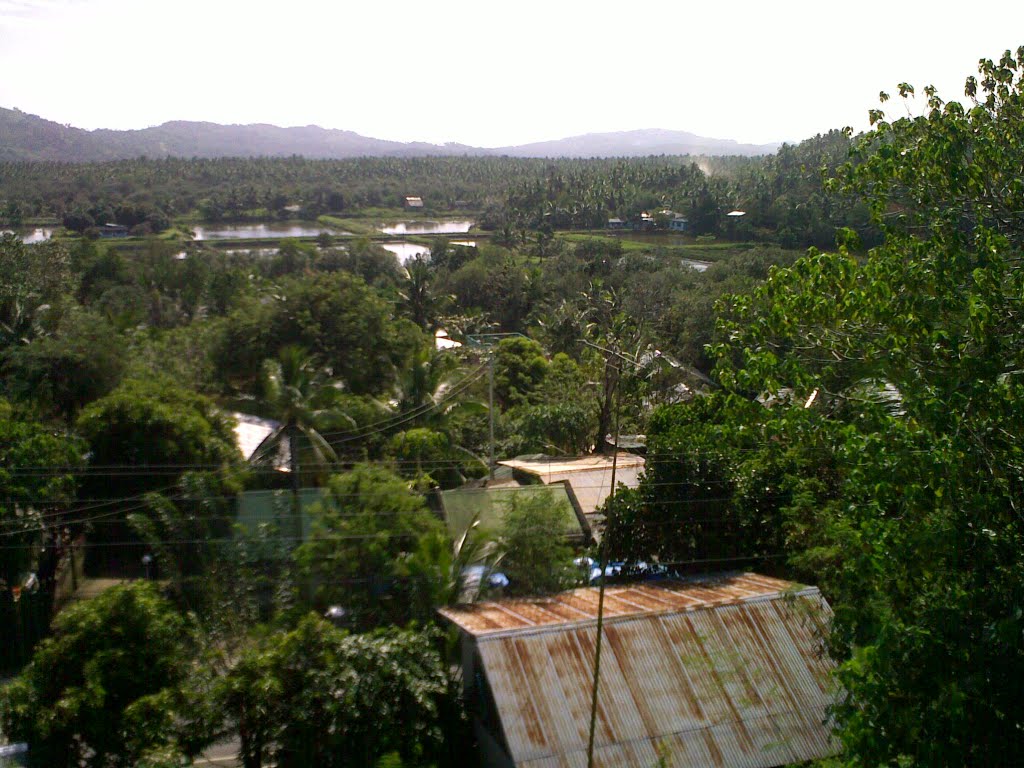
[
  {"x1": 0, "y1": 582, "x2": 190, "y2": 768},
  {"x1": 293, "y1": 464, "x2": 445, "y2": 628},
  {"x1": 2, "y1": 309, "x2": 125, "y2": 423},
  {"x1": 212, "y1": 272, "x2": 423, "y2": 395},
  {"x1": 74, "y1": 379, "x2": 240, "y2": 566},
  {"x1": 699, "y1": 49, "x2": 1024, "y2": 766},
  {"x1": 0, "y1": 401, "x2": 85, "y2": 586},
  {"x1": 492, "y1": 336, "x2": 548, "y2": 409},
  {"x1": 76, "y1": 378, "x2": 240, "y2": 491},
  {"x1": 501, "y1": 352, "x2": 596, "y2": 455},
  {"x1": 496, "y1": 488, "x2": 579, "y2": 596},
  {"x1": 214, "y1": 615, "x2": 447, "y2": 768},
  {"x1": 0, "y1": 235, "x2": 75, "y2": 344},
  {"x1": 602, "y1": 394, "x2": 800, "y2": 573}
]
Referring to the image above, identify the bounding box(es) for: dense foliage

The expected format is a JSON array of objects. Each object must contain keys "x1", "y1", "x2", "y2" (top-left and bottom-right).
[
  {"x1": 495, "y1": 489, "x2": 579, "y2": 596},
  {"x1": 0, "y1": 583, "x2": 190, "y2": 768},
  {"x1": 216, "y1": 615, "x2": 448, "y2": 768},
  {"x1": 75, "y1": 378, "x2": 240, "y2": 493},
  {"x1": 0, "y1": 137, "x2": 878, "y2": 250},
  {"x1": 293, "y1": 464, "x2": 446, "y2": 629},
  {"x1": 0, "y1": 401, "x2": 84, "y2": 586},
  {"x1": 604, "y1": 48, "x2": 1024, "y2": 766}
]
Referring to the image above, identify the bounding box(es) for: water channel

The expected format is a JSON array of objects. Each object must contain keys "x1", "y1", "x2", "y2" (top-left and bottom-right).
[
  {"x1": 192, "y1": 223, "x2": 348, "y2": 240},
  {"x1": 2, "y1": 228, "x2": 55, "y2": 243},
  {"x1": 379, "y1": 220, "x2": 473, "y2": 235},
  {"x1": 381, "y1": 242, "x2": 431, "y2": 262}
]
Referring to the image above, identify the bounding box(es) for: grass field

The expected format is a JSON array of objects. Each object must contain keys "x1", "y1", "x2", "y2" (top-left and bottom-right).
[
  {"x1": 557, "y1": 232, "x2": 761, "y2": 262},
  {"x1": 315, "y1": 215, "x2": 377, "y2": 236}
]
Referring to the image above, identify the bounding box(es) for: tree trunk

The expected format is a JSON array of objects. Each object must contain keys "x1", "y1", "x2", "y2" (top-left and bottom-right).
[
  {"x1": 240, "y1": 721, "x2": 262, "y2": 768},
  {"x1": 596, "y1": 362, "x2": 618, "y2": 454},
  {"x1": 288, "y1": 422, "x2": 301, "y2": 544}
]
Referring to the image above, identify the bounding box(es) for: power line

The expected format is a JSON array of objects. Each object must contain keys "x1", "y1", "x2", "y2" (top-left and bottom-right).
[
  {"x1": 0, "y1": 503, "x2": 800, "y2": 547},
  {"x1": 1, "y1": 443, "x2": 914, "y2": 477},
  {"x1": 0, "y1": 473, "x2": 785, "y2": 504},
  {"x1": 314, "y1": 363, "x2": 489, "y2": 442},
  {"x1": 0, "y1": 479, "x2": 799, "y2": 532}
]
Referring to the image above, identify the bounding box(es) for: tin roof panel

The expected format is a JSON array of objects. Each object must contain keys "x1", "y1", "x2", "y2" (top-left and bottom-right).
[
  {"x1": 464, "y1": 577, "x2": 838, "y2": 768},
  {"x1": 439, "y1": 573, "x2": 802, "y2": 636}
]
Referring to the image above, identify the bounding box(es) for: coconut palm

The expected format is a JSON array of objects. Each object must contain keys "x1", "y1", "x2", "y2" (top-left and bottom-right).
[
  {"x1": 399, "y1": 254, "x2": 450, "y2": 331},
  {"x1": 393, "y1": 347, "x2": 461, "y2": 427},
  {"x1": 388, "y1": 347, "x2": 489, "y2": 484},
  {"x1": 252, "y1": 346, "x2": 353, "y2": 539}
]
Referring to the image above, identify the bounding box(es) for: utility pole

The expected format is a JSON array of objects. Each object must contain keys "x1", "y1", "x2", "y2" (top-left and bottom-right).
[
  {"x1": 488, "y1": 353, "x2": 496, "y2": 479},
  {"x1": 586, "y1": 368, "x2": 620, "y2": 768},
  {"x1": 580, "y1": 339, "x2": 644, "y2": 768},
  {"x1": 466, "y1": 332, "x2": 527, "y2": 482}
]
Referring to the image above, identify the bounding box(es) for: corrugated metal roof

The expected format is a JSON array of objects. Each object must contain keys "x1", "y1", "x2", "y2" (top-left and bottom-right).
[
  {"x1": 440, "y1": 573, "x2": 796, "y2": 636},
  {"x1": 441, "y1": 573, "x2": 838, "y2": 768}
]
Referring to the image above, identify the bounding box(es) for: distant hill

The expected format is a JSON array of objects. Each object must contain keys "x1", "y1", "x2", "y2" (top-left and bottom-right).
[
  {"x1": 0, "y1": 107, "x2": 780, "y2": 161},
  {"x1": 494, "y1": 128, "x2": 779, "y2": 158}
]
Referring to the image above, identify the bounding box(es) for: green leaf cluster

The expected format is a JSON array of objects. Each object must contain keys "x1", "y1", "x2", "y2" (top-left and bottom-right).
[
  {"x1": 0, "y1": 582, "x2": 190, "y2": 768},
  {"x1": 293, "y1": 465, "x2": 445, "y2": 628},
  {"x1": 700, "y1": 48, "x2": 1024, "y2": 766},
  {"x1": 214, "y1": 615, "x2": 447, "y2": 768}
]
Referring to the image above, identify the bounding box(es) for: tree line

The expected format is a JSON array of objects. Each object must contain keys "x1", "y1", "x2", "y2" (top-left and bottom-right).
[{"x1": 0, "y1": 135, "x2": 879, "y2": 250}]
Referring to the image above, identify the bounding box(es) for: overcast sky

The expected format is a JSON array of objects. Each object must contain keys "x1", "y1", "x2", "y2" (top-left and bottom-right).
[{"x1": 1, "y1": 0, "x2": 1022, "y2": 148}]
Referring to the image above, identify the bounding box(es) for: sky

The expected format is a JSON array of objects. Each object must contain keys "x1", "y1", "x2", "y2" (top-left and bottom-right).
[{"x1": 1, "y1": 0, "x2": 1023, "y2": 148}]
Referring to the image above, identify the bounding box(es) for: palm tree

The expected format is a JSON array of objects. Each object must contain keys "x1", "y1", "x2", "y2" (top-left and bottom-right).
[
  {"x1": 393, "y1": 347, "x2": 461, "y2": 428},
  {"x1": 389, "y1": 348, "x2": 488, "y2": 484},
  {"x1": 252, "y1": 346, "x2": 351, "y2": 540},
  {"x1": 399, "y1": 254, "x2": 449, "y2": 331}
]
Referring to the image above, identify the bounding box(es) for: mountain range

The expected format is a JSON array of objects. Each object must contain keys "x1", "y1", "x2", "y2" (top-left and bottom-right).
[{"x1": 0, "y1": 107, "x2": 781, "y2": 162}]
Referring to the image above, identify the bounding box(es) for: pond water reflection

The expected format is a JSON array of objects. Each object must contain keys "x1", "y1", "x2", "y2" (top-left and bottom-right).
[
  {"x1": 381, "y1": 242, "x2": 430, "y2": 263},
  {"x1": 2, "y1": 228, "x2": 55, "y2": 243},
  {"x1": 379, "y1": 220, "x2": 473, "y2": 235},
  {"x1": 220, "y1": 248, "x2": 281, "y2": 258},
  {"x1": 192, "y1": 223, "x2": 348, "y2": 240}
]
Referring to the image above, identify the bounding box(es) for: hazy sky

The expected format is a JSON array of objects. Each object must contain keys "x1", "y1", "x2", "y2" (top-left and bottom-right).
[{"x1": 1, "y1": 0, "x2": 1022, "y2": 147}]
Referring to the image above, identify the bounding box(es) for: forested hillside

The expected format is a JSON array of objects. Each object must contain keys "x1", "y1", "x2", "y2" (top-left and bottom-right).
[
  {"x1": 0, "y1": 106, "x2": 777, "y2": 162},
  {"x1": 0, "y1": 131, "x2": 875, "y2": 249}
]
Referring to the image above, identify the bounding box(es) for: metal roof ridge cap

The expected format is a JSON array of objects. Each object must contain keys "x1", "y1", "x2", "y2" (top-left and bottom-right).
[{"x1": 469, "y1": 586, "x2": 822, "y2": 641}]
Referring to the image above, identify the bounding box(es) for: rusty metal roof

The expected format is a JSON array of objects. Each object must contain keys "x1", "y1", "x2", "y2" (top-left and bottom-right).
[
  {"x1": 439, "y1": 572, "x2": 799, "y2": 637},
  {"x1": 440, "y1": 573, "x2": 838, "y2": 768}
]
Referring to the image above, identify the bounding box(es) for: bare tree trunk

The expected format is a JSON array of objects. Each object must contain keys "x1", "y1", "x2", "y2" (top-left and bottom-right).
[
  {"x1": 288, "y1": 422, "x2": 301, "y2": 543},
  {"x1": 596, "y1": 361, "x2": 618, "y2": 454}
]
